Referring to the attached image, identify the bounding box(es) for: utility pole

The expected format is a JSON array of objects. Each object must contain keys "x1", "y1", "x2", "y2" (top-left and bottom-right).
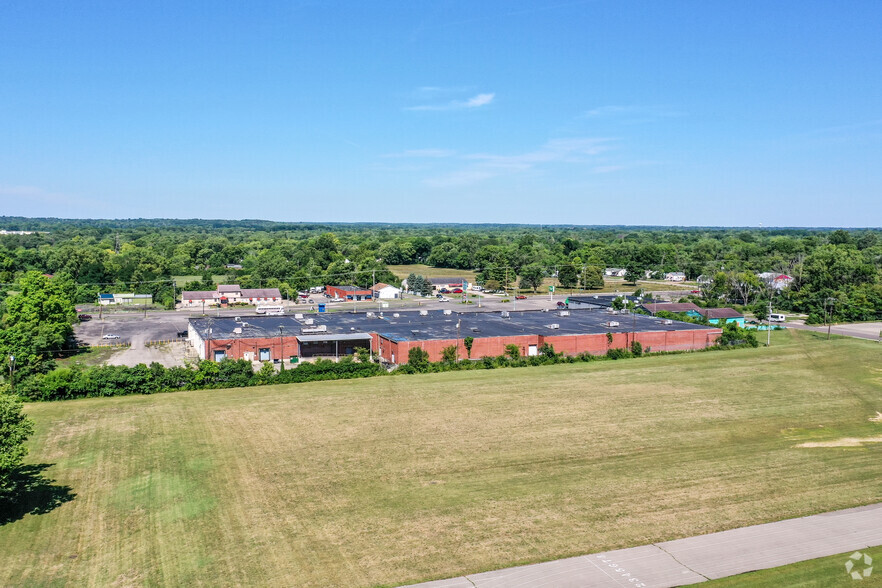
[
  {"x1": 767, "y1": 299, "x2": 773, "y2": 347},
  {"x1": 279, "y1": 325, "x2": 284, "y2": 366}
]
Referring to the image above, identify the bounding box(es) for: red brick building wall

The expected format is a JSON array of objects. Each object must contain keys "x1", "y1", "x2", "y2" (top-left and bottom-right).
[
  {"x1": 203, "y1": 328, "x2": 721, "y2": 362},
  {"x1": 377, "y1": 328, "x2": 721, "y2": 364},
  {"x1": 325, "y1": 285, "x2": 372, "y2": 299}
]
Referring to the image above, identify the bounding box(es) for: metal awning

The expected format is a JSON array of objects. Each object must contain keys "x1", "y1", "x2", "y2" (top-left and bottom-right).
[{"x1": 296, "y1": 333, "x2": 372, "y2": 342}]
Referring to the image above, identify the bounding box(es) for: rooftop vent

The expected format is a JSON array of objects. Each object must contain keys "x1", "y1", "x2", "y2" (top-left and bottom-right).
[
  {"x1": 234, "y1": 316, "x2": 241, "y2": 321},
  {"x1": 501, "y1": 311, "x2": 510, "y2": 319},
  {"x1": 607, "y1": 321, "x2": 620, "y2": 328},
  {"x1": 419, "y1": 310, "x2": 428, "y2": 316},
  {"x1": 547, "y1": 323, "x2": 560, "y2": 330},
  {"x1": 411, "y1": 329, "x2": 420, "y2": 335},
  {"x1": 471, "y1": 327, "x2": 480, "y2": 332},
  {"x1": 366, "y1": 312, "x2": 375, "y2": 318},
  {"x1": 559, "y1": 310, "x2": 570, "y2": 317},
  {"x1": 393, "y1": 313, "x2": 400, "y2": 318},
  {"x1": 233, "y1": 327, "x2": 242, "y2": 334}
]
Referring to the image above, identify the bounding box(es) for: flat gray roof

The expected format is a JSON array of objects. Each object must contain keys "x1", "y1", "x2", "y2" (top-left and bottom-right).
[{"x1": 189, "y1": 308, "x2": 717, "y2": 343}]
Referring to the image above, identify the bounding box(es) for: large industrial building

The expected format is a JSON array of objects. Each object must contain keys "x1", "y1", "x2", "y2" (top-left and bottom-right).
[{"x1": 188, "y1": 308, "x2": 722, "y2": 364}]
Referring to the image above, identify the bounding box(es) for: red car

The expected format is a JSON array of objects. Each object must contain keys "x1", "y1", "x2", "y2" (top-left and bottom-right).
[
  {"x1": 515, "y1": 295, "x2": 527, "y2": 300},
  {"x1": 452, "y1": 288, "x2": 463, "y2": 293},
  {"x1": 690, "y1": 290, "x2": 700, "y2": 294}
]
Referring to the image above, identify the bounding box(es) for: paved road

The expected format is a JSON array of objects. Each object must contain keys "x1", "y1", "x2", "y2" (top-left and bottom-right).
[
  {"x1": 786, "y1": 320, "x2": 882, "y2": 341},
  {"x1": 405, "y1": 503, "x2": 882, "y2": 587}
]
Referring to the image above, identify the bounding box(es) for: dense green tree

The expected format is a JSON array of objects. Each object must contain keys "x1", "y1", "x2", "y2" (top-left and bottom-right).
[{"x1": 0, "y1": 385, "x2": 34, "y2": 497}]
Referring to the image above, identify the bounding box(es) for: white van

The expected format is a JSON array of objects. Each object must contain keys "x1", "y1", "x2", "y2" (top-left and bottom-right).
[{"x1": 769, "y1": 313, "x2": 786, "y2": 322}]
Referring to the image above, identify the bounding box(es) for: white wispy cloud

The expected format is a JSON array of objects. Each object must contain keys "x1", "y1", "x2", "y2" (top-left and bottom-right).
[
  {"x1": 423, "y1": 137, "x2": 615, "y2": 187},
  {"x1": 407, "y1": 92, "x2": 495, "y2": 112},
  {"x1": 581, "y1": 105, "x2": 684, "y2": 122}
]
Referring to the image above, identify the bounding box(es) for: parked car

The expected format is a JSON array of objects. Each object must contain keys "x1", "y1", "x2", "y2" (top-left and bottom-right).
[
  {"x1": 438, "y1": 296, "x2": 450, "y2": 302},
  {"x1": 690, "y1": 290, "x2": 700, "y2": 294},
  {"x1": 452, "y1": 288, "x2": 463, "y2": 293},
  {"x1": 439, "y1": 288, "x2": 450, "y2": 293},
  {"x1": 516, "y1": 295, "x2": 527, "y2": 300},
  {"x1": 102, "y1": 334, "x2": 120, "y2": 339},
  {"x1": 78, "y1": 314, "x2": 92, "y2": 321},
  {"x1": 556, "y1": 301, "x2": 567, "y2": 309},
  {"x1": 331, "y1": 297, "x2": 344, "y2": 302}
]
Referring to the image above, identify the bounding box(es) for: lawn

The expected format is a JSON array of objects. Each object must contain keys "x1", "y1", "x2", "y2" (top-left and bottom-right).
[
  {"x1": 3, "y1": 330, "x2": 882, "y2": 587},
  {"x1": 704, "y1": 546, "x2": 882, "y2": 587}
]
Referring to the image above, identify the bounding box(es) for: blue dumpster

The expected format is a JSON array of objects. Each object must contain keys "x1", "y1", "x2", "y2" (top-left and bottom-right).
[{"x1": 317, "y1": 303, "x2": 326, "y2": 313}]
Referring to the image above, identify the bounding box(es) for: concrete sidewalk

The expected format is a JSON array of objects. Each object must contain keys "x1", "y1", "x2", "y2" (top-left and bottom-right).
[{"x1": 405, "y1": 503, "x2": 882, "y2": 587}]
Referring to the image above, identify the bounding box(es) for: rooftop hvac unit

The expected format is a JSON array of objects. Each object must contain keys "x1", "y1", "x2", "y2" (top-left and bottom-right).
[
  {"x1": 233, "y1": 327, "x2": 242, "y2": 334},
  {"x1": 393, "y1": 313, "x2": 400, "y2": 318},
  {"x1": 663, "y1": 319, "x2": 674, "y2": 325},
  {"x1": 559, "y1": 310, "x2": 570, "y2": 317},
  {"x1": 419, "y1": 310, "x2": 428, "y2": 316},
  {"x1": 294, "y1": 313, "x2": 303, "y2": 319},
  {"x1": 304, "y1": 318, "x2": 314, "y2": 325},
  {"x1": 607, "y1": 321, "x2": 620, "y2": 327},
  {"x1": 241, "y1": 322, "x2": 249, "y2": 327},
  {"x1": 471, "y1": 327, "x2": 480, "y2": 332},
  {"x1": 366, "y1": 312, "x2": 375, "y2": 318},
  {"x1": 411, "y1": 329, "x2": 420, "y2": 335},
  {"x1": 547, "y1": 323, "x2": 560, "y2": 329},
  {"x1": 234, "y1": 316, "x2": 241, "y2": 321},
  {"x1": 443, "y1": 309, "x2": 452, "y2": 315},
  {"x1": 301, "y1": 325, "x2": 328, "y2": 334},
  {"x1": 501, "y1": 311, "x2": 510, "y2": 318}
]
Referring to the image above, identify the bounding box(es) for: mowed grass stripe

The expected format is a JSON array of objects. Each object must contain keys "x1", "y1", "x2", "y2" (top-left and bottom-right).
[{"x1": 2, "y1": 330, "x2": 882, "y2": 587}]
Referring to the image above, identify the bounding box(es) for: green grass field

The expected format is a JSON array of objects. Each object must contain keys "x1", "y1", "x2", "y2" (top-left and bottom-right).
[
  {"x1": 705, "y1": 546, "x2": 882, "y2": 587},
  {"x1": 3, "y1": 330, "x2": 882, "y2": 587}
]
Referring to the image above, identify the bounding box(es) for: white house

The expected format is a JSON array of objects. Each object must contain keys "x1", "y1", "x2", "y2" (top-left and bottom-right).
[
  {"x1": 372, "y1": 282, "x2": 402, "y2": 299},
  {"x1": 665, "y1": 272, "x2": 687, "y2": 282},
  {"x1": 604, "y1": 268, "x2": 627, "y2": 277}
]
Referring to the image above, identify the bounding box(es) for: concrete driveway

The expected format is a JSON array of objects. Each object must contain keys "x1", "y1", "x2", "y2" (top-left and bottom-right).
[{"x1": 786, "y1": 320, "x2": 882, "y2": 341}]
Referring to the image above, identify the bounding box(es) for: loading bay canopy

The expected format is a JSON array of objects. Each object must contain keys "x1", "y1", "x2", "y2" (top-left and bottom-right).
[{"x1": 295, "y1": 332, "x2": 372, "y2": 358}]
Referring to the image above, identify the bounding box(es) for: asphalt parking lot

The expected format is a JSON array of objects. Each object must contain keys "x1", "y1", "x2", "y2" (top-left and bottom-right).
[{"x1": 75, "y1": 313, "x2": 191, "y2": 346}]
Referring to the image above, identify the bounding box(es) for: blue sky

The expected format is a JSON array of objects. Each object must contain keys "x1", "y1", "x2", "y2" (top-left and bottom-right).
[{"x1": 1, "y1": 1, "x2": 881, "y2": 226}]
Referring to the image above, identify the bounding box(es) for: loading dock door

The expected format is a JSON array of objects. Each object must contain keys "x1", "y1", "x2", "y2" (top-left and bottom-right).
[
  {"x1": 259, "y1": 348, "x2": 271, "y2": 361},
  {"x1": 528, "y1": 344, "x2": 538, "y2": 356}
]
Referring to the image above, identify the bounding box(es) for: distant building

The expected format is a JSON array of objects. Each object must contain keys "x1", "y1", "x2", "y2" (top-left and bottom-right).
[
  {"x1": 427, "y1": 277, "x2": 470, "y2": 292},
  {"x1": 640, "y1": 302, "x2": 704, "y2": 319},
  {"x1": 604, "y1": 268, "x2": 627, "y2": 277},
  {"x1": 325, "y1": 285, "x2": 373, "y2": 301},
  {"x1": 698, "y1": 307, "x2": 745, "y2": 326},
  {"x1": 665, "y1": 272, "x2": 687, "y2": 282},
  {"x1": 224, "y1": 263, "x2": 243, "y2": 270},
  {"x1": 372, "y1": 283, "x2": 401, "y2": 299},
  {"x1": 180, "y1": 284, "x2": 282, "y2": 307},
  {"x1": 98, "y1": 293, "x2": 153, "y2": 306}
]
